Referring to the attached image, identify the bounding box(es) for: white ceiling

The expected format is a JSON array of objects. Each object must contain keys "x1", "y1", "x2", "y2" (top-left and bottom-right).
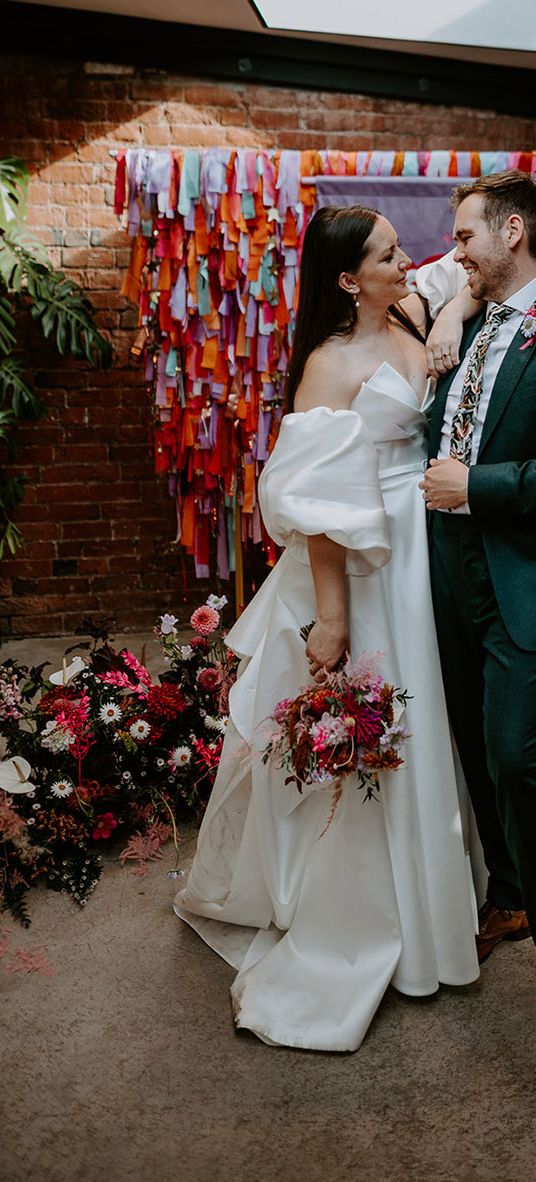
[{"x1": 9, "y1": 0, "x2": 536, "y2": 66}]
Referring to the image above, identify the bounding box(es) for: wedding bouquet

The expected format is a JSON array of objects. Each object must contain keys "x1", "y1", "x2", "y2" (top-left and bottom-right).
[{"x1": 262, "y1": 646, "x2": 410, "y2": 824}]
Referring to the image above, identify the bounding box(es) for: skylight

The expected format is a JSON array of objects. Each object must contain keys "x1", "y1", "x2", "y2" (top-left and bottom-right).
[{"x1": 254, "y1": 0, "x2": 536, "y2": 52}]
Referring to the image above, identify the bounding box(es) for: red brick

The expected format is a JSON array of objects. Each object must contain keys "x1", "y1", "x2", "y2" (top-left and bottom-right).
[
  {"x1": 13, "y1": 521, "x2": 58, "y2": 542},
  {"x1": 249, "y1": 108, "x2": 301, "y2": 130},
  {"x1": 14, "y1": 505, "x2": 53, "y2": 524},
  {"x1": 54, "y1": 503, "x2": 101, "y2": 521},
  {"x1": 184, "y1": 84, "x2": 243, "y2": 108},
  {"x1": 3, "y1": 561, "x2": 52, "y2": 580},
  {"x1": 62, "y1": 521, "x2": 112, "y2": 540},
  {"x1": 40, "y1": 483, "x2": 97, "y2": 503},
  {"x1": 54, "y1": 444, "x2": 109, "y2": 463},
  {"x1": 91, "y1": 481, "x2": 141, "y2": 502},
  {"x1": 62, "y1": 407, "x2": 89, "y2": 426},
  {"x1": 40, "y1": 462, "x2": 120, "y2": 484}
]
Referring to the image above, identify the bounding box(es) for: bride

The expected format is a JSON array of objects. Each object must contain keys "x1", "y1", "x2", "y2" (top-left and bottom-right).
[{"x1": 174, "y1": 205, "x2": 480, "y2": 1052}]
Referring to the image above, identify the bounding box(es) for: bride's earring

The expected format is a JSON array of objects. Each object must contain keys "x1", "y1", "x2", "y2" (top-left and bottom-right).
[{"x1": 352, "y1": 292, "x2": 360, "y2": 308}]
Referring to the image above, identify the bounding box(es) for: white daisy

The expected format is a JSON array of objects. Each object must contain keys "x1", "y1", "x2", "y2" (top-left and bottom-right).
[
  {"x1": 50, "y1": 779, "x2": 74, "y2": 799},
  {"x1": 129, "y1": 719, "x2": 151, "y2": 741},
  {"x1": 99, "y1": 702, "x2": 121, "y2": 725},
  {"x1": 180, "y1": 645, "x2": 194, "y2": 660},
  {"x1": 168, "y1": 745, "x2": 192, "y2": 769}
]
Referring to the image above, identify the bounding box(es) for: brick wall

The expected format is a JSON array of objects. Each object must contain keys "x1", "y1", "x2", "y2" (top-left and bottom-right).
[{"x1": 0, "y1": 52, "x2": 535, "y2": 637}]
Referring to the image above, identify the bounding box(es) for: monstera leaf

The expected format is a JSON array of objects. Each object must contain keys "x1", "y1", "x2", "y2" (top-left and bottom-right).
[
  {"x1": 0, "y1": 157, "x2": 28, "y2": 232},
  {"x1": 0, "y1": 156, "x2": 113, "y2": 554}
]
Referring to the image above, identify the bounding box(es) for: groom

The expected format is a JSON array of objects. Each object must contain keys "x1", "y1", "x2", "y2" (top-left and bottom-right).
[{"x1": 420, "y1": 169, "x2": 536, "y2": 962}]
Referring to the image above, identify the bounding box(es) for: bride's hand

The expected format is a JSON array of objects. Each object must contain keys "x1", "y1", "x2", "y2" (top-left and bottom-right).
[
  {"x1": 305, "y1": 619, "x2": 349, "y2": 681},
  {"x1": 425, "y1": 307, "x2": 463, "y2": 378}
]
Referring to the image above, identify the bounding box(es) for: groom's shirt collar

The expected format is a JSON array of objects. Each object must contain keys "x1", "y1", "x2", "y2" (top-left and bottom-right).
[{"x1": 487, "y1": 274, "x2": 536, "y2": 317}]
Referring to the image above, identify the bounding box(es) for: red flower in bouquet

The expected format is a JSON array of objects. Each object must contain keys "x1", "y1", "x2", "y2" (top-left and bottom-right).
[
  {"x1": 145, "y1": 684, "x2": 188, "y2": 719},
  {"x1": 189, "y1": 636, "x2": 209, "y2": 652},
  {"x1": 38, "y1": 685, "x2": 78, "y2": 715},
  {"x1": 192, "y1": 736, "x2": 224, "y2": 770},
  {"x1": 190, "y1": 606, "x2": 220, "y2": 636},
  {"x1": 197, "y1": 666, "x2": 223, "y2": 693},
  {"x1": 92, "y1": 812, "x2": 118, "y2": 840},
  {"x1": 352, "y1": 703, "x2": 384, "y2": 745}
]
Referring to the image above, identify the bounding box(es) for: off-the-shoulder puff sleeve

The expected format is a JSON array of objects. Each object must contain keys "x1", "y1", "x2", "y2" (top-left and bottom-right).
[
  {"x1": 415, "y1": 248, "x2": 467, "y2": 320},
  {"x1": 258, "y1": 407, "x2": 391, "y2": 576}
]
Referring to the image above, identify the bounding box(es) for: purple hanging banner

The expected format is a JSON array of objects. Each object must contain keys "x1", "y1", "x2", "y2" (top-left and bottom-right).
[{"x1": 314, "y1": 176, "x2": 460, "y2": 266}]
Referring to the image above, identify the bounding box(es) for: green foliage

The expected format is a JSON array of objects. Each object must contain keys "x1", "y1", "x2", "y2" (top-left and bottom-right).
[{"x1": 0, "y1": 157, "x2": 113, "y2": 556}]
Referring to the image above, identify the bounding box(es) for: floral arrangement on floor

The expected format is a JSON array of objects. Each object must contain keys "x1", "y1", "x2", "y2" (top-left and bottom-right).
[
  {"x1": 0, "y1": 595, "x2": 237, "y2": 926},
  {"x1": 262, "y1": 646, "x2": 410, "y2": 828}
]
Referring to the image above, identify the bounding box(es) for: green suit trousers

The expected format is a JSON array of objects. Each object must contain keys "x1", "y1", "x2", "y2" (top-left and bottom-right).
[{"x1": 429, "y1": 512, "x2": 536, "y2": 938}]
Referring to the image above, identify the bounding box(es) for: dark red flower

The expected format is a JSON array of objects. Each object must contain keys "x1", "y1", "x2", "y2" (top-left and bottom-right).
[
  {"x1": 92, "y1": 812, "x2": 118, "y2": 840},
  {"x1": 189, "y1": 636, "x2": 208, "y2": 652},
  {"x1": 38, "y1": 686, "x2": 77, "y2": 715},
  {"x1": 197, "y1": 666, "x2": 222, "y2": 692},
  {"x1": 353, "y1": 704, "x2": 384, "y2": 745},
  {"x1": 145, "y1": 683, "x2": 188, "y2": 719}
]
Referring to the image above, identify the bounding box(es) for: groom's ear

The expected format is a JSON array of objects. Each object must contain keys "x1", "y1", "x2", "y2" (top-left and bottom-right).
[{"x1": 504, "y1": 214, "x2": 524, "y2": 250}]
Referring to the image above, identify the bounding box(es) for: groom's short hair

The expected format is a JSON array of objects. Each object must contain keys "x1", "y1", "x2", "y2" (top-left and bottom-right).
[{"x1": 451, "y1": 170, "x2": 536, "y2": 256}]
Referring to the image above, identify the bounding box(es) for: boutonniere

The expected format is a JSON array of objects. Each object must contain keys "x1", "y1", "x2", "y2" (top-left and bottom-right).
[{"x1": 520, "y1": 302, "x2": 536, "y2": 350}]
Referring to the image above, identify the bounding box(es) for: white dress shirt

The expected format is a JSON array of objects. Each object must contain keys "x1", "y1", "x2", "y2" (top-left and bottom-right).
[{"x1": 416, "y1": 257, "x2": 536, "y2": 514}]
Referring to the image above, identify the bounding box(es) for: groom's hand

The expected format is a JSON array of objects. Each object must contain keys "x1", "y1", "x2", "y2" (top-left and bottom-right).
[{"x1": 419, "y1": 457, "x2": 469, "y2": 510}]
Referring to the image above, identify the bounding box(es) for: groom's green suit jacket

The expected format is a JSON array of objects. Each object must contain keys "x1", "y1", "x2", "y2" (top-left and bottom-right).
[{"x1": 428, "y1": 312, "x2": 536, "y2": 652}]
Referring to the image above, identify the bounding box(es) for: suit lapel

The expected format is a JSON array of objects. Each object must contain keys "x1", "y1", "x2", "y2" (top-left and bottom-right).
[
  {"x1": 428, "y1": 312, "x2": 485, "y2": 458},
  {"x1": 478, "y1": 326, "x2": 536, "y2": 456}
]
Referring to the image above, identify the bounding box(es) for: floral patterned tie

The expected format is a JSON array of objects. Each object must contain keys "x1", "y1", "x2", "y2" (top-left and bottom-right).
[{"x1": 449, "y1": 305, "x2": 513, "y2": 464}]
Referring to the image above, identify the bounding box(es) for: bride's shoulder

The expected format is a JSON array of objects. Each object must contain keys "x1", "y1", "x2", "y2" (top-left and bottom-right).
[
  {"x1": 397, "y1": 293, "x2": 427, "y2": 335},
  {"x1": 294, "y1": 340, "x2": 360, "y2": 414}
]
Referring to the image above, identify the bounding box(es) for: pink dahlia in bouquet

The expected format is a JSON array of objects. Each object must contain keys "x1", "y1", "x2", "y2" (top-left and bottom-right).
[{"x1": 263, "y1": 649, "x2": 410, "y2": 821}]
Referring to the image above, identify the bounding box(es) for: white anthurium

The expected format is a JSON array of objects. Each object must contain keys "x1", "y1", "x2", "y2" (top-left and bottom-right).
[
  {"x1": 49, "y1": 655, "x2": 86, "y2": 686},
  {"x1": 0, "y1": 756, "x2": 35, "y2": 794}
]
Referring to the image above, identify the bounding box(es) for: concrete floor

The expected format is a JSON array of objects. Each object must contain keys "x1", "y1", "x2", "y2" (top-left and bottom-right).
[{"x1": 1, "y1": 636, "x2": 535, "y2": 1182}]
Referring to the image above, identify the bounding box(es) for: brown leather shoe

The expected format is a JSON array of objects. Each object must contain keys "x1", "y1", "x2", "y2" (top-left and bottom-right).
[{"x1": 476, "y1": 900, "x2": 531, "y2": 964}]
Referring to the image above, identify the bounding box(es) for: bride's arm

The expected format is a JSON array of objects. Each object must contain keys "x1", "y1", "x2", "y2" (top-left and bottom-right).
[
  {"x1": 425, "y1": 285, "x2": 484, "y2": 377},
  {"x1": 410, "y1": 248, "x2": 484, "y2": 377},
  {"x1": 296, "y1": 346, "x2": 355, "y2": 675},
  {"x1": 306, "y1": 535, "x2": 349, "y2": 678}
]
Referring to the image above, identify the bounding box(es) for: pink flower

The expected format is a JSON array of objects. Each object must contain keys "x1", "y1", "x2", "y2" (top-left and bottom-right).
[
  {"x1": 273, "y1": 698, "x2": 293, "y2": 724},
  {"x1": 97, "y1": 670, "x2": 148, "y2": 697},
  {"x1": 197, "y1": 666, "x2": 223, "y2": 692},
  {"x1": 190, "y1": 605, "x2": 220, "y2": 635},
  {"x1": 92, "y1": 812, "x2": 118, "y2": 840},
  {"x1": 119, "y1": 650, "x2": 153, "y2": 687}
]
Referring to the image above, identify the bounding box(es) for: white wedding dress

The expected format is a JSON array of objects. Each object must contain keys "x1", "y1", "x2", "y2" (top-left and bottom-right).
[{"x1": 174, "y1": 362, "x2": 480, "y2": 1052}]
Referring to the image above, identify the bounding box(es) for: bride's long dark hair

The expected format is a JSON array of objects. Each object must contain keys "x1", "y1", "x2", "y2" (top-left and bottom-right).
[{"x1": 285, "y1": 205, "x2": 424, "y2": 412}]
